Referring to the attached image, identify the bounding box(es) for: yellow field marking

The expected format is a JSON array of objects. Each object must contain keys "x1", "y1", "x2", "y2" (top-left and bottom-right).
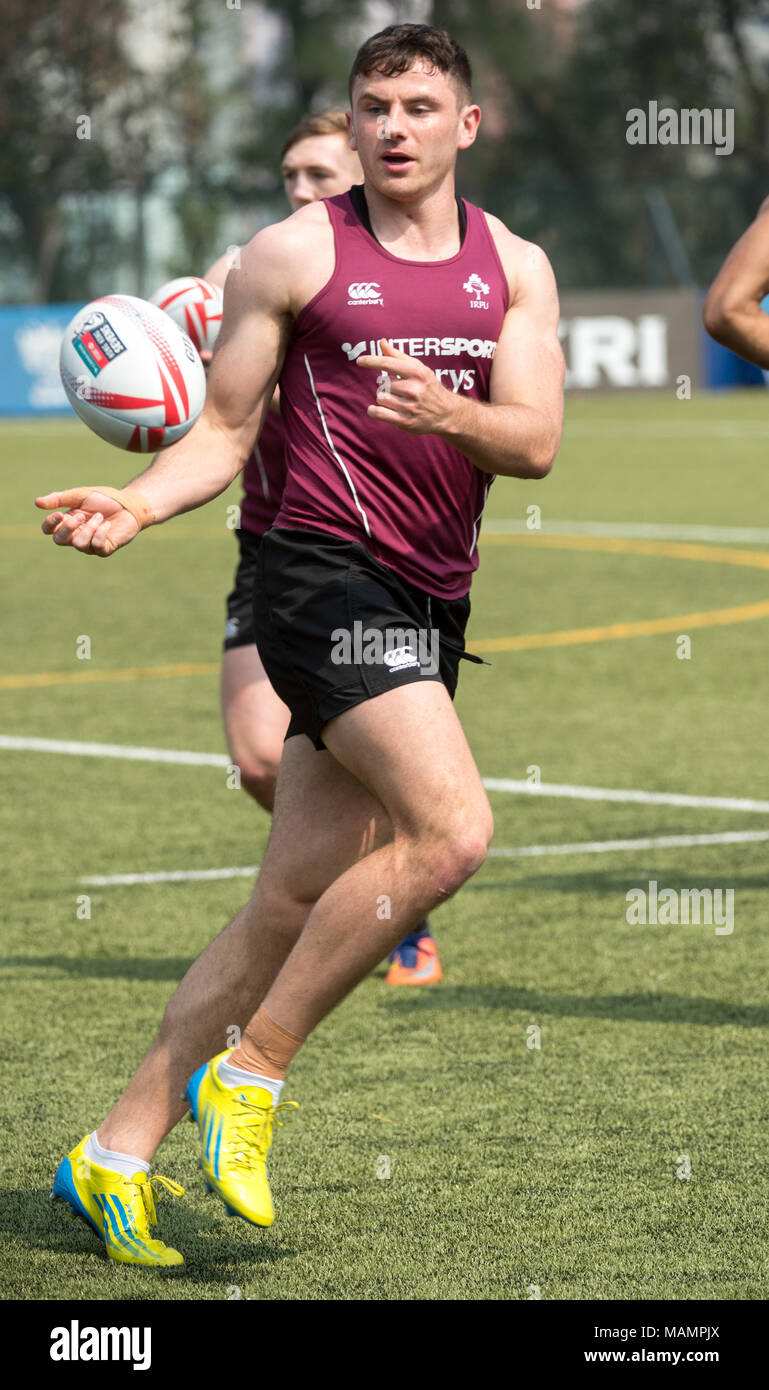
[
  {"x1": 478, "y1": 531, "x2": 769, "y2": 572},
  {"x1": 4, "y1": 535, "x2": 769, "y2": 690},
  {"x1": 472, "y1": 598, "x2": 769, "y2": 654},
  {"x1": 470, "y1": 534, "x2": 769, "y2": 651},
  {"x1": 0, "y1": 662, "x2": 219, "y2": 691}
]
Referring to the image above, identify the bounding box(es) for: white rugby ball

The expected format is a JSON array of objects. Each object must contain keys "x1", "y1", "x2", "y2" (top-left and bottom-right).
[
  {"x1": 150, "y1": 276, "x2": 223, "y2": 354},
  {"x1": 59, "y1": 294, "x2": 206, "y2": 452}
]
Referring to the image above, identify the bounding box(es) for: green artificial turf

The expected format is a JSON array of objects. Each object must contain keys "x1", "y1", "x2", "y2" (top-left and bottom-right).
[{"x1": 1, "y1": 392, "x2": 768, "y2": 1299}]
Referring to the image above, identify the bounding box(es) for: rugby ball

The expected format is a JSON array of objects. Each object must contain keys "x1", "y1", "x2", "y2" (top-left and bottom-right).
[
  {"x1": 59, "y1": 295, "x2": 206, "y2": 452},
  {"x1": 150, "y1": 276, "x2": 223, "y2": 355}
]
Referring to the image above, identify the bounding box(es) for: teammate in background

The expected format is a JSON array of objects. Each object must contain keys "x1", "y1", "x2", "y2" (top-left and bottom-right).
[
  {"x1": 703, "y1": 196, "x2": 769, "y2": 364},
  {"x1": 207, "y1": 109, "x2": 441, "y2": 986},
  {"x1": 39, "y1": 23, "x2": 564, "y2": 1267}
]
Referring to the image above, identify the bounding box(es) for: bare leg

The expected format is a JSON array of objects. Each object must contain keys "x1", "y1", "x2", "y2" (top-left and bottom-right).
[
  {"x1": 259, "y1": 681, "x2": 493, "y2": 1037},
  {"x1": 96, "y1": 682, "x2": 489, "y2": 1160},
  {"x1": 220, "y1": 643, "x2": 290, "y2": 811},
  {"x1": 97, "y1": 740, "x2": 390, "y2": 1160}
]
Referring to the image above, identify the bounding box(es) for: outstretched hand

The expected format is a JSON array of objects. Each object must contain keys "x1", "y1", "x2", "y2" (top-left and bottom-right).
[{"x1": 35, "y1": 488, "x2": 141, "y2": 556}]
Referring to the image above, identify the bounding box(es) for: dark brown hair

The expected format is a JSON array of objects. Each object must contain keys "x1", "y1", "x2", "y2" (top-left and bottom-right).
[
  {"x1": 348, "y1": 23, "x2": 472, "y2": 106},
  {"x1": 280, "y1": 109, "x2": 350, "y2": 162}
]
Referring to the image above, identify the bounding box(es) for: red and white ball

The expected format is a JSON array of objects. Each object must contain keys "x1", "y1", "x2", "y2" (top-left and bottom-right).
[
  {"x1": 59, "y1": 295, "x2": 206, "y2": 452},
  {"x1": 150, "y1": 276, "x2": 223, "y2": 355}
]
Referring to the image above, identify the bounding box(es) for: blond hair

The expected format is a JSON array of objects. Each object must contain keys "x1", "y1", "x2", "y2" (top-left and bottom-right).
[{"x1": 280, "y1": 109, "x2": 350, "y2": 162}]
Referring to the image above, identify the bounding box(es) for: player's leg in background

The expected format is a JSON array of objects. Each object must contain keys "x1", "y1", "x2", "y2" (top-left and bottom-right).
[
  {"x1": 221, "y1": 642, "x2": 290, "y2": 810},
  {"x1": 235, "y1": 679, "x2": 492, "y2": 1055},
  {"x1": 95, "y1": 737, "x2": 393, "y2": 1161}
]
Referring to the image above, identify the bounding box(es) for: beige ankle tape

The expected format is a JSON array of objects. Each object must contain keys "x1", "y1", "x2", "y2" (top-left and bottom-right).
[{"x1": 232, "y1": 1006, "x2": 305, "y2": 1081}]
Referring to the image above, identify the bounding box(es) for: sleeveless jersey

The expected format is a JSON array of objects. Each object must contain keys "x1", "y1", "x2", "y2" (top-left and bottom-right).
[
  {"x1": 274, "y1": 189, "x2": 509, "y2": 599},
  {"x1": 240, "y1": 410, "x2": 286, "y2": 536}
]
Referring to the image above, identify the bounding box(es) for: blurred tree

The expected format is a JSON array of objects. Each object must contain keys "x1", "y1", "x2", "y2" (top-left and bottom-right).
[
  {"x1": 0, "y1": 0, "x2": 237, "y2": 299},
  {"x1": 0, "y1": 0, "x2": 156, "y2": 300},
  {"x1": 160, "y1": 0, "x2": 237, "y2": 280},
  {"x1": 432, "y1": 0, "x2": 769, "y2": 287},
  {"x1": 4, "y1": 0, "x2": 769, "y2": 297},
  {"x1": 231, "y1": 0, "x2": 369, "y2": 212}
]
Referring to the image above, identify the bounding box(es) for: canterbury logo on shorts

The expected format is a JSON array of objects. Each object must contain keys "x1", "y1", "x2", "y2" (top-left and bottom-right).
[{"x1": 383, "y1": 645, "x2": 420, "y2": 672}]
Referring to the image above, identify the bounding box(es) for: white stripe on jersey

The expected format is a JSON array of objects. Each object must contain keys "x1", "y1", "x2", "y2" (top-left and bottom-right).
[
  {"x1": 469, "y1": 475, "x2": 494, "y2": 556},
  {"x1": 303, "y1": 353, "x2": 371, "y2": 538},
  {"x1": 253, "y1": 445, "x2": 270, "y2": 499}
]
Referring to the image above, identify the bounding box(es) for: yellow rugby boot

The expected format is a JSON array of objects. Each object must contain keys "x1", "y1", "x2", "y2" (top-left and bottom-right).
[
  {"x1": 185, "y1": 1050, "x2": 298, "y2": 1227},
  {"x1": 51, "y1": 1136, "x2": 184, "y2": 1267}
]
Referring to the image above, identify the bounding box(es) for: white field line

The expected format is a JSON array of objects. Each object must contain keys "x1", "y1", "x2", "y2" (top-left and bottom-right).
[
  {"x1": 78, "y1": 828, "x2": 769, "y2": 886},
  {"x1": 482, "y1": 777, "x2": 769, "y2": 814},
  {"x1": 81, "y1": 866, "x2": 258, "y2": 886},
  {"x1": 0, "y1": 735, "x2": 229, "y2": 767},
  {"x1": 486, "y1": 829, "x2": 769, "y2": 858},
  {"x1": 482, "y1": 518, "x2": 769, "y2": 545},
  {"x1": 4, "y1": 735, "x2": 769, "y2": 814}
]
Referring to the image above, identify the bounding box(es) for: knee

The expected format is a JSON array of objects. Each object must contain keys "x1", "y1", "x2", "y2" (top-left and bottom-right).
[
  {"x1": 237, "y1": 756, "x2": 280, "y2": 810},
  {"x1": 423, "y1": 806, "x2": 494, "y2": 899}
]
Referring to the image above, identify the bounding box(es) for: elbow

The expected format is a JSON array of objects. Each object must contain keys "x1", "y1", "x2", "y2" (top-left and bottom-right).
[
  {"x1": 702, "y1": 290, "x2": 736, "y2": 346},
  {"x1": 529, "y1": 410, "x2": 563, "y2": 479},
  {"x1": 503, "y1": 453, "x2": 554, "y2": 481},
  {"x1": 525, "y1": 433, "x2": 560, "y2": 479},
  {"x1": 530, "y1": 450, "x2": 556, "y2": 480},
  {"x1": 701, "y1": 294, "x2": 724, "y2": 342}
]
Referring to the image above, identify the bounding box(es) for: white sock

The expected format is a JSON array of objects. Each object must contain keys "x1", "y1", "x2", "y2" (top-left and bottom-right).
[
  {"x1": 217, "y1": 1057, "x2": 284, "y2": 1105},
  {"x1": 85, "y1": 1132, "x2": 150, "y2": 1180}
]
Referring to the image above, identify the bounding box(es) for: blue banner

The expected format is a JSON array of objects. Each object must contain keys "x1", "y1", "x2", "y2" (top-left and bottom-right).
[
  {"x1": 0, "y1": 296, "x2": 765, "y2": 409},
  {"x1": 0, "y1": 303, "x2": 81, "y2": 415}
]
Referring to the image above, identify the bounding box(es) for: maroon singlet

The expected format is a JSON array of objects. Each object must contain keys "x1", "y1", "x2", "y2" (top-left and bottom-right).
[
  {"x1": 240, "y1": 412, "x2": 286, "y2": 536},
  {"x1": 273, "y1": 188, "x2": 509, "y2": 599}
]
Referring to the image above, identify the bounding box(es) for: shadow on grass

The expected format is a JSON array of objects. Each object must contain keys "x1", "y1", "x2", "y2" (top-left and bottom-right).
[
  {"x1": 0, "y1": 956, "x2": 193, "y2": 980},
  {"x1": 2, "y1": 958, "x2": 765, "y2": 1027},
  {"x1": 383, "y1": 985, "x2": 769, "y2": 1028},
  {"x1": 0, "y1": 1188, "x2": 296, "y2": 1283}
]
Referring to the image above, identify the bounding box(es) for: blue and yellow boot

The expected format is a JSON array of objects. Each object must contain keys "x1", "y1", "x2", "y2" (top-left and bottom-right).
[
  {"x1": 51, "y1": 1136, "x2": 184, "y2": 1267},
  {"x1": 185, "y1": 1050, "x2": 298, "y2": 1227}
]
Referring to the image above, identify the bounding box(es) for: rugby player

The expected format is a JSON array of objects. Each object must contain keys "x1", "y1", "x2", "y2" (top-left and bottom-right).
[
  {"x1": 703, "y1": 195, "x2": 769, "y2": 365},
  {"x1": 39, "y1": 23, "x2": 564, "y2": 1266},
  {"x1": 210, "y1": 109, "x2": 441, "y2": 985}
]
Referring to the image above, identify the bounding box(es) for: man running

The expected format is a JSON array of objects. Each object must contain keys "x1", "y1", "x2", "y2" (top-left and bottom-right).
[
  {"x1": 38, "y1": 22, "x2": 563, "y2": 1267},
  {"x1": 209, "y1": 108, "x2": 441, "y2": 985}
]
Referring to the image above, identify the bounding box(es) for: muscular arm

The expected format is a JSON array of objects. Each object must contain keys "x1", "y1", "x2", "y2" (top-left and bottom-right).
[
  {"x1": 204, "y1": 245, "x2": 281, "y2": 412},
  {"x1": 440, "y1": 238, "x2": 564, "y2": 478},
  {"x1": 37, "y1": 223, "x2": 295, "y2": 553},
  {"x1": 702, "y1": 196, "x2": 769, "y2": 367}
]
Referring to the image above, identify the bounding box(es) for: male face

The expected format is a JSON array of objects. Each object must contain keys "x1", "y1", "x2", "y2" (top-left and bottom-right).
[
  {"x1": 281, "y1": 133, "x2": 362, "y2": 211},
  {"x1": 348, "y1": 61, "x2": 480, "y2": 201}
]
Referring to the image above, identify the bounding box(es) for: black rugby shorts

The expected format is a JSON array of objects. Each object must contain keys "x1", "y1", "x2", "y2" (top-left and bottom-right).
[{"x1": 252, "y1": 526, "x2": 483, "y2": 750}]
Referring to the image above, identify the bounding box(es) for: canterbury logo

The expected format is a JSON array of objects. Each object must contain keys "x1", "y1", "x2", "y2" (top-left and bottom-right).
[
  {"x1": 383, "y1": 645, "x2": 419, "y2": 669},
  {"x1": 463, "y1": 272, "x2": 490, "y2": 296},
  {"x1": 347, "y1": 281, "x2": 383, "y2": 304},
  {"x1": 348, "y1": 282, "x2": 381, "y2": 298}
]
